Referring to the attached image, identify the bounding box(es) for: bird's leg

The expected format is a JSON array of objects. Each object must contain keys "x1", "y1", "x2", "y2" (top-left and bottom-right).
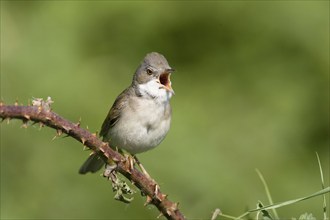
[
  {"x1": 133, "y1": 155, "x2": 151, "y2": 179},
  {"x1": 133, "y1": 156, "x2": 163, "y2": 205}
]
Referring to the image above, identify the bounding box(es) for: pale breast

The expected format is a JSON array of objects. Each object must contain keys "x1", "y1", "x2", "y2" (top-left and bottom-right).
[{"x1": 107, "y1": 96, "x2": 171, "y2": 154}]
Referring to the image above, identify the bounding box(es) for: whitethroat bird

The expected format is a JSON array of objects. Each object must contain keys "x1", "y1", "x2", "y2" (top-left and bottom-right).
[{"x1": 79, "y1": 52, "x2": 175, "y2": 174}]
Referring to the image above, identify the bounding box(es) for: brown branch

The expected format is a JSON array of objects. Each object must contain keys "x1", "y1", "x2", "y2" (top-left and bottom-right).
[{"x1": 0, "y1": 100, "x2": 185, "y2": 220}]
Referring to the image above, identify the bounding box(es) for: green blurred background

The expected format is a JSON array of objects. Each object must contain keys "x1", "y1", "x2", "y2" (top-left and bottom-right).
[{"x1": 1, "y1": 1, "x2": 329, "y2": 219}]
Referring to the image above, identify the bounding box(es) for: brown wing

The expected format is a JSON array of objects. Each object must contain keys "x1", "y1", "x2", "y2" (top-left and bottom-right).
[{"x1": 99, "y1": 87, "x2": 132, "y2": 138}]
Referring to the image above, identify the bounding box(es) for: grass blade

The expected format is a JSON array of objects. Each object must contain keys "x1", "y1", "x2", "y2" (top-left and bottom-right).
[
  {"x1": 316, "y1": 152, "x2": 327, "y2": 220},
  {"x1": 248, "y1": 187, "x2": 330, "y2": 212},
  {"x1": 256, "y1": 169, "x2": 279, "y2": 219}
]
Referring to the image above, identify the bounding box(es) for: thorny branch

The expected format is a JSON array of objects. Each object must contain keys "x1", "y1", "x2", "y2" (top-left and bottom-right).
[{"x1": 0, "y1": 98, "x2": 185, "y2": 220}]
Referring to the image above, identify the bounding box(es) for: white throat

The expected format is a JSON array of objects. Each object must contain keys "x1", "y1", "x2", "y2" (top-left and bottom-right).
[{"x1": 138, "y1": 80, "x2": 173, "y2": 103}]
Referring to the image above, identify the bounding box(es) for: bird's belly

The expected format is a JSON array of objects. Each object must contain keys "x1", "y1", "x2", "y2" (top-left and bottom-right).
[{"x1": 107, "y1": 101, "x2": 171, "y2": 154}]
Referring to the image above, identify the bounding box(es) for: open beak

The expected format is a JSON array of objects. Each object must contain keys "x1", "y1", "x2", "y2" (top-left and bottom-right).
[{"x1": 159, "y1": 68, "x2": 175, "y2": 94}]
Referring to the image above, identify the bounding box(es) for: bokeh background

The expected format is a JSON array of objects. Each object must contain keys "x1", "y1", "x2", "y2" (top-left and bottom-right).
[{"x1": 1, "y1": 1, "x2": 329, "y2": 219}]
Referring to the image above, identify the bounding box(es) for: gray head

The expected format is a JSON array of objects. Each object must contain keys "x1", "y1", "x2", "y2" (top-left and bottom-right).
[{"x1": 133, "y1": 52, "x2": 174, "y2": 93}]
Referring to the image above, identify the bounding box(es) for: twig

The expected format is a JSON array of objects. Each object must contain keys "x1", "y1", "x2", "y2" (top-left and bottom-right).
[{"x1": 0, "y1": 99, "x2": 185, "y2": 220}]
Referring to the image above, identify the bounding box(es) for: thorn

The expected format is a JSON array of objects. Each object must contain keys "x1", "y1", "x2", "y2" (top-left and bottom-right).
[
  {"x1": 45, "y1": 97, "x2": 54, "y2": 110},
  {"x1": 62, "y1": 125, "x2": 71, "y2": 133},
  {"x1": 155, "y1": 190, "x2": 167, "y2": 202},
  {"x1": 158, "y1": 193, "x2": 168, "y2": 201},
  {"x1": 144, "y1": 195, "x2": 153, "y2": 206},
  {"x1": 52, "y1": 135, "x2": 58, "y2": 141},
  {"x1": 100, "y1": 144, "x2": 109, "y2": 157},
  {"x1": 157, "y1": 213, "x2": 163, "y2": 219},
  {"x1": 154, "y1": 189, "x2": 167, "y2": 202},
  {"x1": 15, "y1": 99, "x2": 18, "y2": 106},
  {"x1": 23, "y1": 114, "x2": 31, "y2": 120},
  {"x1": 27, "y1": 99, "x2": 31, "y2": 106},
  {"x1": 39, "y1": 122, "x2": 44, "y2": 128},
  {"x1": 81, "y1": 138, "x2": 86, "y2": 145},
  {"x1": 52, "y1": 129, "x2": 63, "y2": 140},
  {"x1": 21, "y1": 120, "x2": 28, "y2": 128},
  {"x1": 58, "y1": 129, "x2": 63, "y2": 136},
  {"x1": 128, "y1": 155, "x2": 134, "y2": 173},
  {"x1": 86, "y1": 125, "x2": 89, "y2": 130},
  {"x1": 6, "y1": 118, "x2": 10, "y2": 124},
  {"x1": 89, "y1": 151, "x2": 97, "y2": 156},
  {"x1": 122, "y1": 155, "x2": 133, "y2": 174},
  {"x1": 92, "y1": 132, "x2": 98, "y2": 137},
  {"x1": 103, "y1": 151, "x2": 110, "y2": 159},
  {"x1": 75, "y1": 117, "x2": 81, "y2": 127},
  {"x1": 155, "y1": 184, "x2": 159, "y2": 194},
  {"x1": 165, "y1": 202, "x2": 179, "y2": 216},
  {"x1": 83, "y1": 145, "x2": 89, "y2": 151},
  {"x1": 0, "y1": 100, "x2": 3, "y2": 107},
  {"x1": 32, "y1": 97, "x2": 42, "y2": 107},
  {"x1": 173, "y1": 202, "x2": 179, "y2": 210}
]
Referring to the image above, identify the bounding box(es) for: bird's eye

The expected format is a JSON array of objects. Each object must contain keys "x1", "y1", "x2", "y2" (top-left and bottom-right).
[{"x1": 146, "y1": 68, "x2": 153, "y2": 75}]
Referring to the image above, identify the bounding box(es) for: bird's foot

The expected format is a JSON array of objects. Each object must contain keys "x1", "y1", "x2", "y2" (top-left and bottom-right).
[{"x1": 122, "y1": 154, "x2": 152, "y2": 180}]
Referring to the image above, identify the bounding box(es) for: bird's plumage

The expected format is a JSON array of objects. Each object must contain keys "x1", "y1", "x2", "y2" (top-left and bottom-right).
[
  {"x1": 79, "y1": 52, "x2": 174, "y2": 174},
  {"x1": 99, "y1": 87, "x2": 131, "y2": 137}
]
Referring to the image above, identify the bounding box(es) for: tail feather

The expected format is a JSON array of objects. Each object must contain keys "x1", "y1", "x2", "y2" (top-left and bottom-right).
[{"x1": 79, "y1": 153, "x2": 104, "y2": 174}]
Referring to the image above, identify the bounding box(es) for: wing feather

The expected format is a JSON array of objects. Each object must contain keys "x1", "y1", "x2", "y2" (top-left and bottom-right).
[{"x1": 99, "y1": 87, "x2": 132, "y2": 138}]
